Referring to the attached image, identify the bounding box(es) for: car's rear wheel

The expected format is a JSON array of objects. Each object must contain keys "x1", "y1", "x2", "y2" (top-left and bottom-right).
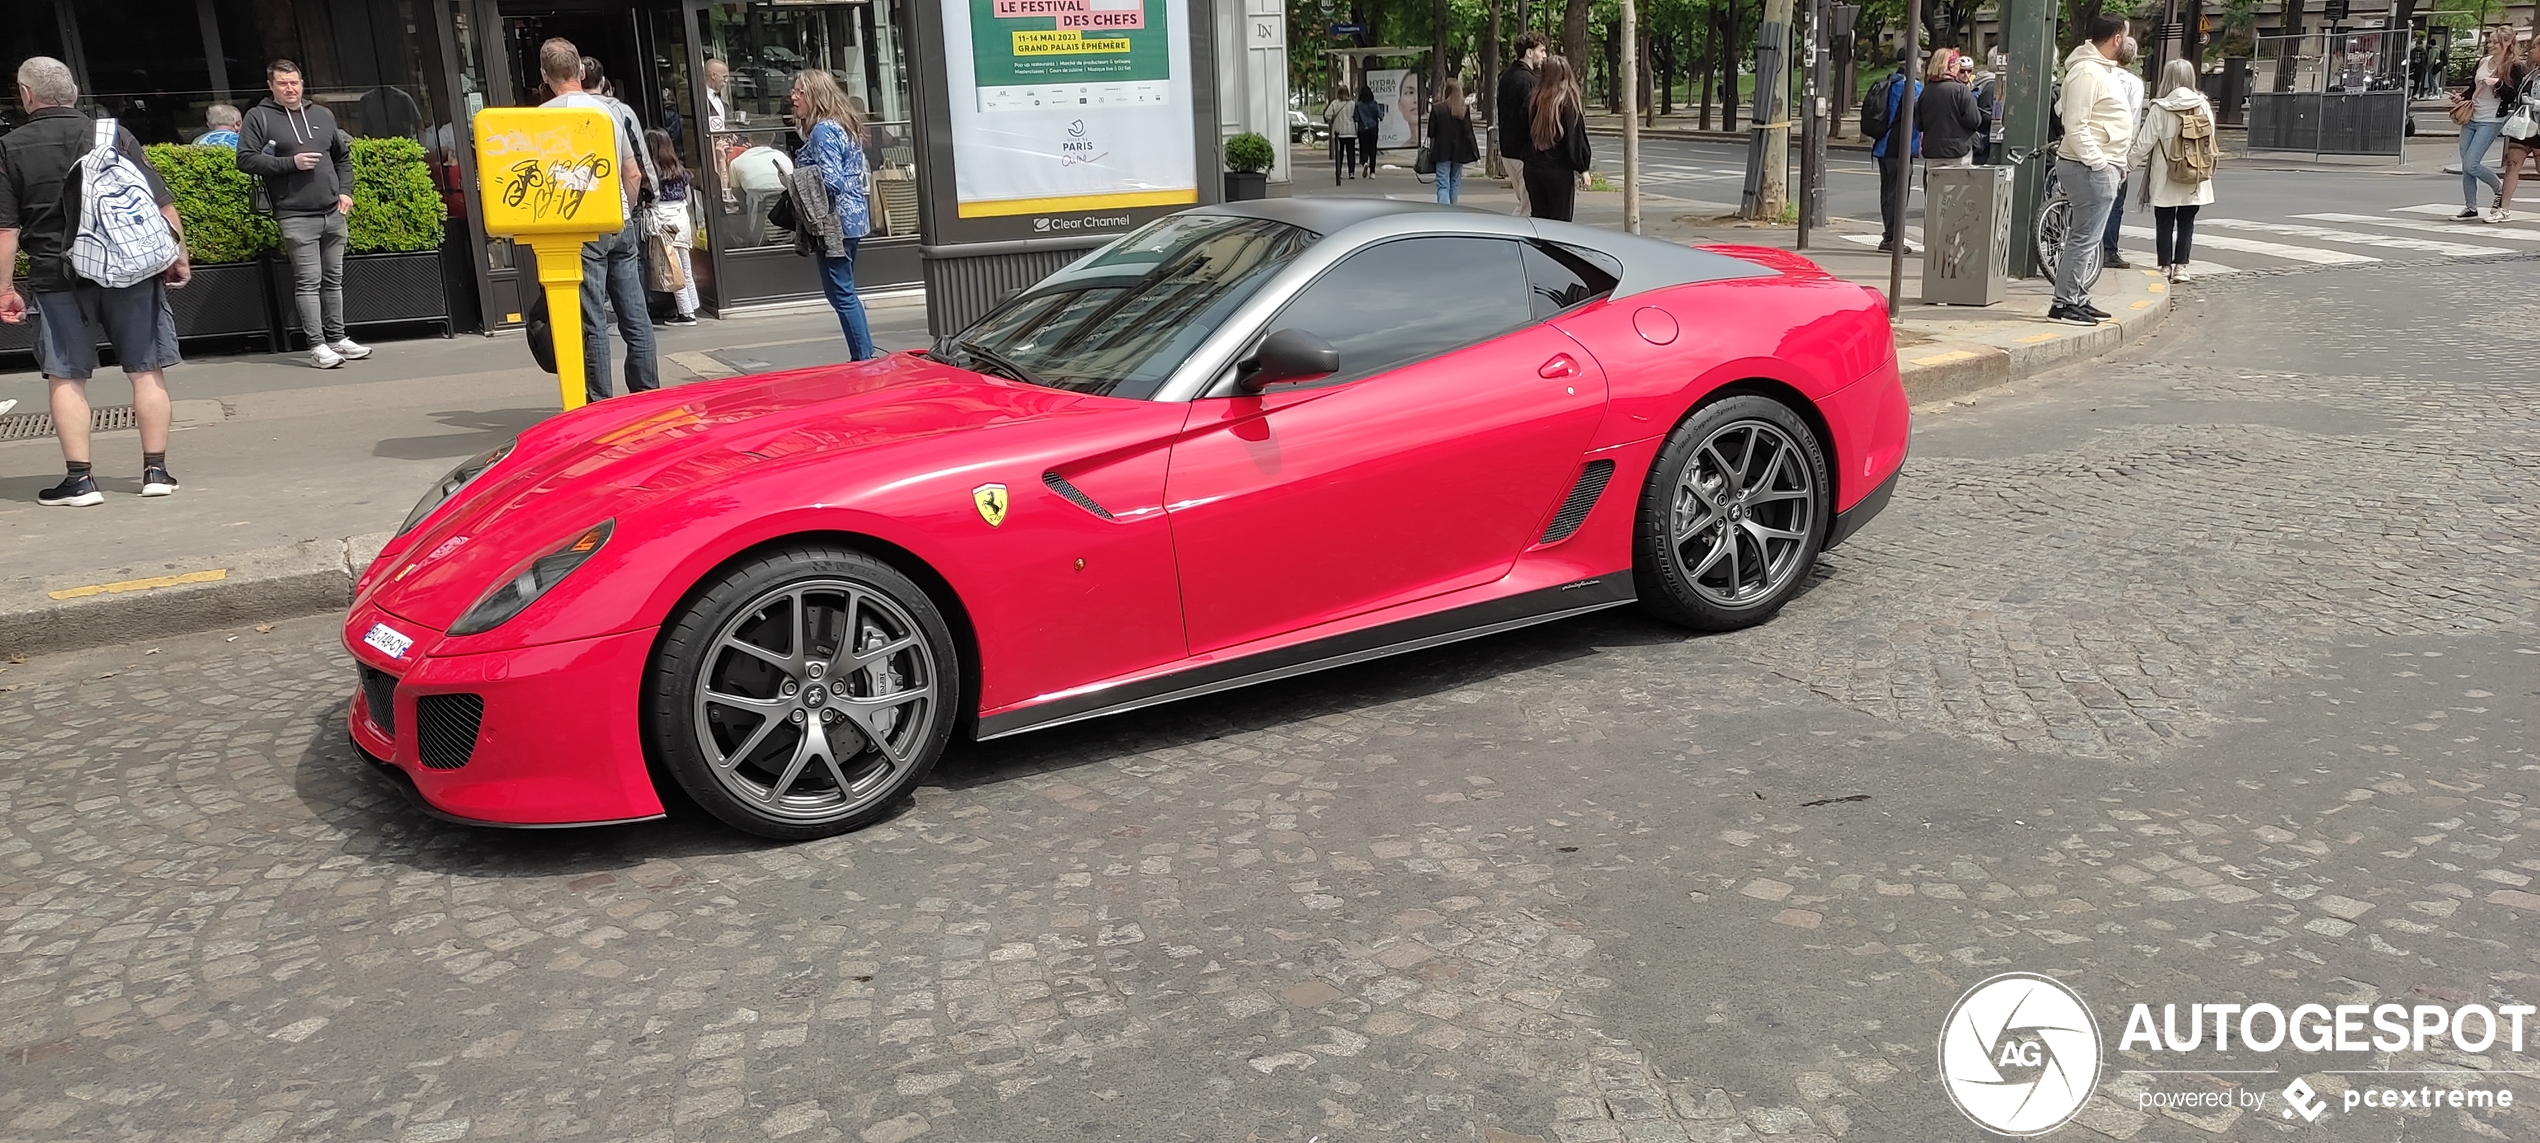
[
  {"x1": 1632, "y1": 395, "x2": 1829, "y2": 631},
  {"x1": 647, "y1": 546, "x2": 958, "y2": 840}
]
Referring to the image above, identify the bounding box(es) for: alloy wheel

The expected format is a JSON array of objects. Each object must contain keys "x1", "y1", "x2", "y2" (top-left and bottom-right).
[
  {"x1": 1670, "y1": 419, "x2": 1819, "y2": 608},
  {"x1": 689, "y1": 579, "x2": 938, "y2": 824}
]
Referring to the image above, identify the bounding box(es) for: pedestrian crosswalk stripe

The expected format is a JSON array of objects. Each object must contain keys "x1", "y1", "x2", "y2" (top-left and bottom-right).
[
  {"x1": 2120, "y1": 225, "x2": 2377, "y2": 265},
  {"x1": 2388, "y1": 202, "x2": 2539, "y2": 219},
  {"x1": 2201, "y1": 218, "x2": 2514, "y2": 258},
  {"x1": 2292, "y1": 212, "x2": 2540, "y2": 243}
]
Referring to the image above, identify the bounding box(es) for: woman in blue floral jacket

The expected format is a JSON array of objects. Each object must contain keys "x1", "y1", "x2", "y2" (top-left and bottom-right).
[{"x1": 789, "y1": 70, "x2": 874, "y2": 359}]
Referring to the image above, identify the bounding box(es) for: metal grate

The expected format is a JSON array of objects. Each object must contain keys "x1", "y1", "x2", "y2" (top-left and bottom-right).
[
  {"x1": 1042, "y1": 471, "x2": 1115, "y2": 520},
  {"x1": 0, "y1": 404, "x2": 135, "y2": 443},
  {"x1": 1539, "y1": 459, "x2": 1616, "y2": 545},
  {"x1": 360, "y1": 667, "x2": 399, "y2": 738},
  {"x1": 415, "y1": 694, "x2": 485, "y2": 771}
]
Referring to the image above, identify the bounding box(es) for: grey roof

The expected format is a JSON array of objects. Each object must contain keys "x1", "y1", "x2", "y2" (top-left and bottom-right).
[{"x1": 1192, "y1": 197, "x2": 1775, "y2": 296}]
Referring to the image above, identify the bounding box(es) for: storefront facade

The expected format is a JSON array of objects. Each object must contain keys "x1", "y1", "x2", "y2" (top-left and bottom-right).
[{"x1": 5, "y1": 0, "x2": 931, "y2": 332}]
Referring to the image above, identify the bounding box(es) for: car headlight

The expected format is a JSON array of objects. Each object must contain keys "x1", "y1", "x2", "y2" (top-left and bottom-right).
[
  {"x1": 400, "y1": 442, "x2": 516, "y2": 536},
  {"x1": 448, "y1": 521, "x2": 613, "y2": 636}
]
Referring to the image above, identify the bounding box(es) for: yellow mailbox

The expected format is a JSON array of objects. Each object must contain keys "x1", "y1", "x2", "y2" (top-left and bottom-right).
[{"x1": 474, "y1": 106, "x2": 625, "y2": 412}]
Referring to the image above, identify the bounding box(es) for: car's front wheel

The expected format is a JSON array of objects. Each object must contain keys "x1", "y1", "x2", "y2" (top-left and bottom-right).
[
  {"x1": 647, "y1": 545, "x2": 958, "y2": 840},
  {"x1": 1632, "y1": 395, "x2": 1830, "y2": 632}
]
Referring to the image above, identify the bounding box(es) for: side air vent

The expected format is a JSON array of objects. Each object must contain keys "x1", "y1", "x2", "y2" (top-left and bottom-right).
[
  {"x1": 1539, "y1": 459, "x2": 1616, "y2": 544},
  {"x1": 415, "y1": 694, "x2": 486, "y2": 770},
  {"x1": 1042, "y1": 471, "x2": 1116, "y2": 520}
]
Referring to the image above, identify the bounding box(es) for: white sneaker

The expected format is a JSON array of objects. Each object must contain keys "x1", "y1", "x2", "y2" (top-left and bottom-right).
[
  {"x1": 2171, "y1": 264, "x2": 2193, "y2": 283},
  {"x1": 329, "y1": 337, "x2": 372, "y2": 360},
  {"x1": 2493, "y1": 209, "x2": 2515, "y2": 223},
  {"x1": 309, "y1": 343, "x2": 345, "y2": 369}
]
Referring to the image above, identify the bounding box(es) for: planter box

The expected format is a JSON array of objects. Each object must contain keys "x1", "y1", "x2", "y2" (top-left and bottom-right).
[
  {"x1": 266, "y1": 247, "x2": 454, "y2": 348},
  {"x1": 1223, "y1": 171, "x2": 1268, "y2": 201},
  {"x1": 0, "y1": 260, "x2": 276, "y2": 357}
]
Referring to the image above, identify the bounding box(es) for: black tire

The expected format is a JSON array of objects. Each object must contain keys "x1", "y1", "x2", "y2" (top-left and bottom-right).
[
  {"x1": 646, "y1": 545, "x2": 959, "y2": 840},
  {"x1": 1631, "y1": 394, "x2": 1831, "y2": 632}
]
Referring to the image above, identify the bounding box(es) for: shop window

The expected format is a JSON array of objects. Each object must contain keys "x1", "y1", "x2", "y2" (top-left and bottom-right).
[{"x1": 696, "y1": 0, "x2": 917, "y2": 253}]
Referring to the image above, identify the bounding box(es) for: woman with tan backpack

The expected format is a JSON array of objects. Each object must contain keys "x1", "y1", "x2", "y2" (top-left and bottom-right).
[{"x1": 2128, "y1": 59, "x2": 2217, "y2": 284}]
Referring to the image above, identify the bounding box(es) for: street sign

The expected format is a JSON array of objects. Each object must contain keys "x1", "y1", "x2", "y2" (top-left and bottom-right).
[
  {"x1": 2324, "y1": 0, "x2": 2348, "y2": 20},
  {"x1": 1331, "y1": 23, "x2": 1363, "y2": 35},
  {"x1": 474, "y1": 106, "x2": 625, "y2": 413}
]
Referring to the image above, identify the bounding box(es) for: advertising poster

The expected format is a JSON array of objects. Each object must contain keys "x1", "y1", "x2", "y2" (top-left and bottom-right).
[
  {"x1": 1364, "y1": 68, "x2": 1424, "y2": 151},
  {"x1": 941, "y1": 0, "x2": 1197, "y2": 218}
]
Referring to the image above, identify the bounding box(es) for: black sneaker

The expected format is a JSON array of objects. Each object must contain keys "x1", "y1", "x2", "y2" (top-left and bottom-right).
[
  {"x1": 2455, "y1": 207, "x2": 2481, "y2": 220},
  {"x1": 2103, "y1": 251, "x2": 2133, "y2": 269},
  {"x1": 2047, "y1": 304, "x2": 2099, "y2": 326},
  {"x1": 2080, "y1": 301, "x2": 2113, "y2": 320},
  {"x1": 141, "y1": 464, "x2": 180, "y2": 497},
  {"x1": 38, "y1": 473, "x2": 103, "y2": 507},
  {"x1": 665, "y1": 314, "x2": 700, "y2": 326}
]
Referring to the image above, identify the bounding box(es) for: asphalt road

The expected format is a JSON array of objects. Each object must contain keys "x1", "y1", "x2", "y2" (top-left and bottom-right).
[{"x1": 0, "y1": 263, "x2": 2533, "y2": 1142}]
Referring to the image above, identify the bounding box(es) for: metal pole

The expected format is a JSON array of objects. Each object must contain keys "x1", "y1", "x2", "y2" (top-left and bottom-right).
[
  {"x1": 1623, "y1": 0, "x2": 1641, "y2": 233},
  {"x1": 1887, "y1": 0, "x2": 1918, "y2": 317},
  {"x1": 1799, "y1": 0, "x2": 1829, "y2": 244},
  {"x1": 2001, "y1": 0, "x2": 2056, "y2": 277}
]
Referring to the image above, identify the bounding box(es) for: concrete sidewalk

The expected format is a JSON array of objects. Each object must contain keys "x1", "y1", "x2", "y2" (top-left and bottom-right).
[{"x1": 0, "y1": 175, "x2": 2166, "y2": 660}]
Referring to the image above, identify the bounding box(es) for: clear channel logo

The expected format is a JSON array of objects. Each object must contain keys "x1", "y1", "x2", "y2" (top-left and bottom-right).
[{"x1": 1939, "y1": 972, "x2": 2104, "y2": 1136}]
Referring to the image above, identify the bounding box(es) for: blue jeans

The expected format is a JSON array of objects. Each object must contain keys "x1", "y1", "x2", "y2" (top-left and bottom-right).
[
  {"x1": 2052, "y1": 157, "x2": 2120, "y2": 309},
  {"x1": 2101, "y1": 171, "x2": 2126, "y2": 255},
  {"x1": 2461, "y1": 118, "x2": 2506, "y2": 206},
  {"x1": 817, "y1": 239, "x2": 874, "y2": 361},
  {"x1": 579, "y1": 227, "x2": 658, "y2": 403},
  {"x1": 1435, "y1": 161, "x2": 1464, "y2": 203}
]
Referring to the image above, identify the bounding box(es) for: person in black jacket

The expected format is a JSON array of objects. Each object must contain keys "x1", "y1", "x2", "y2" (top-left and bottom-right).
[
  {"x1": 1427, "y1": 78, "x2": 1481, "y2": 204},
  {"x1": 1916, "y1": 49, "x2": 1989, "y2": 166},
  {"x1": 237, "y1": 60, "x2": 367, "y2": 368},
  {"x1": 1524, "y1": 57, "x2": 1591, "y2": 222},
  {"x1": 1352, "y1": 87, "x2": 1382, "y2": 178},
  {"x1": 1497, "y1": 32, "x2": 1547, "y2": 214}
]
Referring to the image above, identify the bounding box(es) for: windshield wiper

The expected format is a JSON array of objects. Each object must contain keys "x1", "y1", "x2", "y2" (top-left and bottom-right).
[{"x1": 955, "y1": 339, "x2": 1055, "y2": 389}]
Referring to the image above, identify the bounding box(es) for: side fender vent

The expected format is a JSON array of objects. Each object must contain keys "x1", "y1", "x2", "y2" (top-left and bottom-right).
[
  {"x1": 416, "y1": 694, "x2": 486, "y2": 770},
  {"x1": 1539, "y1": 459, "x2": 1616, "y2": 545},
  {"x1": 1042, "y1": 471, "x2": 1115, "y2": 520}
]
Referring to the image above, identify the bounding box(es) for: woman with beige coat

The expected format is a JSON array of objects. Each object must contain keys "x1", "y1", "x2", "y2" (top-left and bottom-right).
[{"x1": 2127, "y1": 59, "x2": 2216, "y2": 284}]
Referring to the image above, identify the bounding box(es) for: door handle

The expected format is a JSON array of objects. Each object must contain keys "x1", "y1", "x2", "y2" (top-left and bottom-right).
[{"x1": 1538, "y1": 354, "x2": 1579, "y2": 379}]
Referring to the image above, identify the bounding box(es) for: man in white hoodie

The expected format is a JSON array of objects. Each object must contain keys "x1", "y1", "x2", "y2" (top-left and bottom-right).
[{"x1": 2049, "y1": 14, "x2": 2134, "y2": 325}]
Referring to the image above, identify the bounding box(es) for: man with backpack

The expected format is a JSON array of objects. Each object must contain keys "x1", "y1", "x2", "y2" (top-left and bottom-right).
[
  {"x1": 0, "y1": 57, "x2": 191, "y2": 507},
  {"x1": 540, "y1": 39, "x2": 655, "y2": 404},
  {"x1": 1861, "y1": 53, "x2": 1921, "y2": 254},
  {"x1": 239, "y1": 59, "x2": 368, "y2": 370}
]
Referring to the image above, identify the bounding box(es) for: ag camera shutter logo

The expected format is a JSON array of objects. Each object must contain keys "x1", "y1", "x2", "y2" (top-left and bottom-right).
[{"x1": 1939, "y1": 973, "x2": 2104, "y2": 1136}]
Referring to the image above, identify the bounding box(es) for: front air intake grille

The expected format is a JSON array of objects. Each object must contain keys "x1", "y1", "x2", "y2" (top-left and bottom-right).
[
  {"x1": 1539, "y1": 459, "x2": 1616, "y2": 544},
  {"x1": 359, "y1": 667, "x2": 399, "y2": 736},
  {"x1": 1042, "y1": 471, "x2": 1116, "y2": 520},
  {"x1": 415, "y1": 694, "x2": 486, "y2": 770}
]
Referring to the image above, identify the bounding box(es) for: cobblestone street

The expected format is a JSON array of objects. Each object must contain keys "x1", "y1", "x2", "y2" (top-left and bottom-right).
[{"x1": 2, "y1": 263, "x2": 2534, "y2": 1142}]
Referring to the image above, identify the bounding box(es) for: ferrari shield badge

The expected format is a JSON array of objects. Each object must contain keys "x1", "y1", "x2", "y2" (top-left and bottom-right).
[{"x1": 972, "y1": 483, "x2": 1009, "y2": 528}]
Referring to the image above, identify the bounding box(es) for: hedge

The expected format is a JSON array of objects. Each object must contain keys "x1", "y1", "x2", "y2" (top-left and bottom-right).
[
  {"x1": 133, "y1": 137, "x2": 445, "y2": 265},
  {"x1": 143, "y1": 143, "x2": 277, "y2": 265}
]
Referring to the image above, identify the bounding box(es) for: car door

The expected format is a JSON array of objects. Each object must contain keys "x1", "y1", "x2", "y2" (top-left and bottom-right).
[{"x1": 1164, "y1": 235, "x2": 1610, "y2": 656}]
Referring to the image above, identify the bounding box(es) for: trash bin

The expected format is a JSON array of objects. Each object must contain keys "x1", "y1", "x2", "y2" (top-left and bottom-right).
[{"x1": 1921, "y1": 164, "x2": 2014, "y2": 306}]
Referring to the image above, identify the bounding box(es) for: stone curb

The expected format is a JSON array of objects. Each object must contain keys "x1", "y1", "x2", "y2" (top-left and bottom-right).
[{"x1": 0, "y1": 278, "x2": 2165, "y2": 662}]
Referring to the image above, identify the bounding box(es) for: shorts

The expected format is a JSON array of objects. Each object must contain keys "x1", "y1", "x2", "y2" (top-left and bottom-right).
[{"x1": 30, "y1": 279, "x2": 181, "y2": 382}]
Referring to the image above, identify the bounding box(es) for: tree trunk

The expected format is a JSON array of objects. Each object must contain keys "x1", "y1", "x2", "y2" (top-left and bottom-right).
[
  {"x1": 1699, "y1": 16, "x2": 1716, "y2": 129},
  {"x1": 1565, "y1": 0, "x2": 1591, "y2": 70},
  {"x1": 2271, "y1": 0, "x2": 2303, "y2": 93},
  {"x1": 1607, "y1": 21, "x2": 1624, "y2": 111},
  {"x1": 1641, "y1": 22, "x2": 1655, "y2": 125},
  {"x1": 1484, "y1": 0, "x2": 1503, "y2": 177},
  {"x1": 1434, "y1": 0, "x2": 1449, "y2": 98},
  {"x1": 1721, "y1": 0, "x2": 1741, "y2": 131}
]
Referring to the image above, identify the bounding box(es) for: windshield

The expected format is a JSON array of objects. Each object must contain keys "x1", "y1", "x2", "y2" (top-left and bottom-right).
[{"x1": 936, "y1": 214, "x2": 1317, "y2": 399}]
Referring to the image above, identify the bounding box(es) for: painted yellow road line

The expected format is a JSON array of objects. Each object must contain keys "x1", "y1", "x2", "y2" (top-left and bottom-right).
[
  {"x1": 1909, "y1": 349, "x2": 1982, "y2": 366},
  {"x1": 2131, "y1": 300, "x2": 2153, "y2": 310},
  {"x1": 49, "y1": 569, "x2": 228, "y2": 600},
  {"x1": 2015, "y1": 332, "x2": 2064, "y2": 344},
  {"x1": 2146, "y1": 282, "x2": 2167, "y2": 294}
]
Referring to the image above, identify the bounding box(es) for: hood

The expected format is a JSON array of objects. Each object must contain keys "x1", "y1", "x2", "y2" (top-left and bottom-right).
[
  {"x1": 2153, "y1": 89, "x2": 2207, "y2": 112},
  {"x1": 2064, "y1": 43, "x2": 2119, "y2": 72},
  {"x1": 364, "y1": 353, "x2": 1096, "y2": 629}
]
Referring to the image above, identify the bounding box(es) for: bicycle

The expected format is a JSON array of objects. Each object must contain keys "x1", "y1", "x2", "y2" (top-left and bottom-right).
[{"x1": 2007, "y1": 147, "x2": 2100, "y2": 291}]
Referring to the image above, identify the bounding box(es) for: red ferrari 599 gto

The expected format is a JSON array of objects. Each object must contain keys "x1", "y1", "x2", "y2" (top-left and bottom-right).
[{"x1": 343, "y1": 200, "x2": 1909, "y2": 839}]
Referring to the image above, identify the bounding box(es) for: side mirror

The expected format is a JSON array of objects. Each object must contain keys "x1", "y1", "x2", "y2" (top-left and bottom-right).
[{"x1": 1237, "y1": 328, "x2": 1341, "y2": 392}]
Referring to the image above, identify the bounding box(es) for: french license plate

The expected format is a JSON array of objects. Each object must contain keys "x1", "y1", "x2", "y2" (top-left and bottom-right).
[{"x1": 362, "y1": 621, "x2": 415, "y2": 660}]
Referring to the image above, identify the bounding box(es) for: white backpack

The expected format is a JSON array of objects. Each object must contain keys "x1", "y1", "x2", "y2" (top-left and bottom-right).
[{"x1": 70, "y1": 117, "x2": 180, "y2": 289}]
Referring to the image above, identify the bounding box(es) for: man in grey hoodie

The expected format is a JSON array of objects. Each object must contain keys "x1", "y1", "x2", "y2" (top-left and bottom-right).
[{"x1": 238, "y1": 59, "x2": 369, "y2": 369}]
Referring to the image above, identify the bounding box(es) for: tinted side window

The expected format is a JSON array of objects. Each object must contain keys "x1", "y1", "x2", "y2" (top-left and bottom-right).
[
  {"x1": 1522, "y1": 241, "x2": 1623, "y2": 319},
  {"x1": 1267, "y1": 237, "x2": 1532, "y2": 384}
]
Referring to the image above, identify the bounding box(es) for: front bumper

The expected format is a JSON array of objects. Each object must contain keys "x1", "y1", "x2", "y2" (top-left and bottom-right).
[{"x1": 343, "y1": 605, "x2": 668, "y2": 826}]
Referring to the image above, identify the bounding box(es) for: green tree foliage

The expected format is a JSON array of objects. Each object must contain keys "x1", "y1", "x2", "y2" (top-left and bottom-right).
[
  {"x1": 346, "y1": 137, "x2": 445, "y2": 255},
  {"x1": 141, "y1": 143, "x2": 278, "y2": 265}
]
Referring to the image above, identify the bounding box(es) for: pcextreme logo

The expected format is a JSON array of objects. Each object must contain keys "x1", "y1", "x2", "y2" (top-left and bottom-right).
[{"x1": 1938, "y1": 973, "x2": 2104, "y2": 1136}]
